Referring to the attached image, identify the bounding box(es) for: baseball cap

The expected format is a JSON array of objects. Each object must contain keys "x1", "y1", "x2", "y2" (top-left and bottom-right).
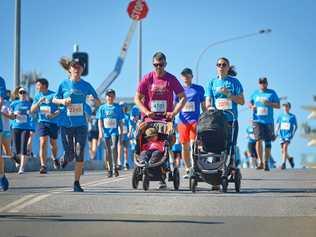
[
  {"x1": 282, "y1": 102, "x2": 291, "y2": 108},
  {"x1": 259, "y1": 77, "x2": 268, "y2": 84},
  {"x1": 181, "y1": 68, "x2": 193, "y2": 77},
  {"x1": 18, "y1": 87, "x2": 27, "y2": 93},
  {"x1": 106, "y1": 89, "x2": 116, "y2": 96}
]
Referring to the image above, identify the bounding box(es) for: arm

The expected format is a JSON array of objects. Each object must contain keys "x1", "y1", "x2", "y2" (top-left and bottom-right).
[
  {"x1": 230, "y1": 93, "x2": 245, "y2": 105},
  {"x1": 30, "y1": 97, "x2": 46, "y2": 113},
  {"x1": 264, "y1": 100, "x2": 280, "y2": 109},
  {"x1": 205, "y1": 96, "x2": 212, "y2": 109},
  {"x1": 134, "y1": 92, "x2": 153, "y2": 117},
  {"x1": 172, "y1": 92, "x2": 186, "y2": 116},
  {"x1": 47, "y1": 109, "x2": 61, "y2": 119}
]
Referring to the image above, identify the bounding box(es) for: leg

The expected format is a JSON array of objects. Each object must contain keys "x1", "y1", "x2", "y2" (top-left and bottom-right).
[
  {"x1": 104, "y1": 138, "x2": 113, "y2": 172},
  {"x1": 20, "y1": 130, "x2": 31, "y2": 174},
  {"x1": 90, "y1": 138, "x2": 98, "y2": 160},
  {"x1": 117, "y1": 135, "x2": 123, "y2": 168},
  {"x1": 39, "y1": 136, "x2": 48, "y2": 167},
  {"x1": 111, "y1": 135, "x2": 119, "y2": 176},
  {"x1": 74, "y1": 126, "x2": 87, "y2": 182},
  {"x1": 256, "y1": 140, "x2": 264, "y2": 168}
]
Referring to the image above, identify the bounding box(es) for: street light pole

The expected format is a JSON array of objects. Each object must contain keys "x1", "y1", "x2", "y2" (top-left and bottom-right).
[
  {"x1": 195, "y1": 29, "x2": 272, "y2": 84},
  {"x1": 137, "y1": 21, "x2": 142, "y2": 82},
  {"x1": 14, "y1": 0, "x2": 21, "y2": 88}
]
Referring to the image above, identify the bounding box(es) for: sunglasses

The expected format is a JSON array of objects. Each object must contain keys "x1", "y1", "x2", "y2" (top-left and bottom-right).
[
  {"x1": 19, "y1": 91, "x2": 26, "y2": 95},
  {"x1": 216, "y1": 63, "x2": 227, "y2": 68},
  {"x1": 153, "y1": 63, "x2": 164, "y2": 68},
  {"x1": 259, "y1": 81, "x2": 267, "y2": 84}
]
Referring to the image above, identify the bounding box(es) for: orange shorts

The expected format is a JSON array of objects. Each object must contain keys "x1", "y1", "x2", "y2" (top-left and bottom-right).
[{"x1": 177, "y1": 122, "x2": 197, "y2": 144}]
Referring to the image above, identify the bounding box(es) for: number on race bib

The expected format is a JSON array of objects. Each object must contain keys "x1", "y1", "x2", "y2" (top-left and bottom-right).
[
  {"x1": 182, "y1": 102, "x2": 195, "y2": 112},
  {"x1": 257, "y1": 107, "x2": 268, "y2": 116},
  {"x1": 67, "y1": 104, "x2": 83, "y2": 116},
  {"x1": 215, "y1": 98, "x2": 232, "y2": 110},
  {"x1": 280, "y1": 122, "x2": 290, "y2": 130},
  {"x1": 104, "y1": 118, "x2": 117, "y2": 129},
  {"x1": 151, "y1": 100, "x2": 167, "y2": 113}
]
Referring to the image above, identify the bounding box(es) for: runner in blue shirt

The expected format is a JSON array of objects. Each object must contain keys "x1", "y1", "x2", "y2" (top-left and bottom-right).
[
  {"x1": 87, "y1": 97, "x2": 99, "y2": 160},
  {"x1": 176, "y1": 68, "x2": 206, "y2": 178},
  {"x1": 53, "y1": 57, "x2": 100, "y2": 192},
  {"x1": 205, "y1": 58, "x2": 245, "y2": 158},
  {"x1": 275, "y1": 102, "x2": 297, "y2": 169},
  {"x1": 31, "y1": 78, "x2": 61, "y2": 174},
  {"x1": 129, "y1": 105, "x2": 140, "y2": 164},
  {"x1": 246, "y1": 123, "x2": 257, "y2": 168},
  {"x1": 249, "y1": 77, "x2": 280, "y2": 171},
  {"x1": 0, "y1": 76, "x2": 9, "y2": 191},
  {"x1": 9, "y1": 88, "x2": 33, "y2": 175},
  {"x1": 118, "y1": 102, "x2": 131, "y2": 170},
  {"x1": 97, "y1": 89, "x2": 124, "y2": 177}
]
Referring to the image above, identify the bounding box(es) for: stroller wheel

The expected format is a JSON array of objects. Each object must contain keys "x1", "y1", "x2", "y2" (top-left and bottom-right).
[
  {"x1": 221, "y1": 177, "x2": 228, "y2": 193},
  {"x1": 143, "y1": 175, "x2": 150, "y2": 191},
  {"x1": 132, "y1": 167, "x2": 142, "y2": 189},
  {"x1": 234, "y1": 169, "x2": 241, "y2": 193},
  {"x1": 173, "y1": 168, "x2": 180, "y2": 191},
  {"x1": 190, "y1": 178, "x2": 198, "y2": 193}
]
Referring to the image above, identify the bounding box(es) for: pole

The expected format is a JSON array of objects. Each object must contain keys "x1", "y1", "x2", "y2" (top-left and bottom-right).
[
  {"x1": 137, "y1": 21, "x2": 142, "y2": 82},
  {"x1": 14, "y1": 0, "x2": 21, "y2": 88},
  {"x1": 195, "y1": 29, "x2": 272, "y2": 84}
]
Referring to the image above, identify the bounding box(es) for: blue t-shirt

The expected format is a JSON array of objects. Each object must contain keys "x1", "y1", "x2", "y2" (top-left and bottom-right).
[
  {"x1": 0, "y1": 77, "x2": 6, "y2": 131},
  {"x1": 33, "y1": 90, "x2": 59, "y2": 124},
  {"x1": 120, "y1": 113, "x2": 130, "y2": 140},
  {"x1": 10, "y1": 100, "x2": 33, "y2": 130},
  {"x1": 87, "y1": 108, "x2": 98, "y2": 132},
  {"x1": 55, "y1": 78, "x2": 99, "y2": 128},
  {"x1": 205, "y1": 76, "x2": 243, "y2": 121},
  {"x1": 276, "y1": 112, "x2": 297, "y2": 140},
  {"x1": 176, "y1": 84, "x2": 205, "y2": 124},
  {"x1": 250, "y1": 89, "x2": 280, "y2": 124},
  {"x1": 246, "y1": 125, "x2": 256, "y2": 144},
  {"x1": 96, "y1": 103, "x2": 124, "y2": 138}
]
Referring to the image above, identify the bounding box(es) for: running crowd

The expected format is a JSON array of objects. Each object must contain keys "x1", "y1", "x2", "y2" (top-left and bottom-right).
[{"x1": 0, "y1": 52, "x2": 298, "y2": 192}]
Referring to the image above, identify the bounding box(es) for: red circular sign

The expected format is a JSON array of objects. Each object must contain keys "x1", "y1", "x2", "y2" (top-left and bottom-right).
[{"x1": 127, "y1": 0, "x2": 149, "y2": 21}]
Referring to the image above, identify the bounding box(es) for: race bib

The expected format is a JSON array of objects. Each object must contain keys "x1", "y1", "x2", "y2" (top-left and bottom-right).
[
  {"x1": 257, "y1": 107, "x2": 268, "y2": 116},
  {"x1": 104, "y1": 118, "x2": 117, "y2": 129},
  {"x1": 151, "y1": 100, "x2": 167, "y2": 113},
  {"x1": 182, "y1": 102, "x2": 196, "y2": 112},
  {"x1": 40, "y1": 105, "x2": 51, "y2": 115},
  {"x1": 280, "y1": 122, "x2": 290, "y2": 130},
  {"x1": 67, "y1": 103, "x2": 83, "y2": 116},
  {"x1": 16, "y1": 114, "x2": 27, "y2": 123},
  {"x1": 215, "y1": 98, "x2": 232, "y2": 110}
]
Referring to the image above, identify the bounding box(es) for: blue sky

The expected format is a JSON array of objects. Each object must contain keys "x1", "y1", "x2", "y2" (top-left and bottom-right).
[{"x1": 1, "y1": 0, "x2": 315, "y2": 166}]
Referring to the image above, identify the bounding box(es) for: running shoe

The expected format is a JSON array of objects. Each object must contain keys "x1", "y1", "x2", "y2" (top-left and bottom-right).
[
  {"x1": 114, "y1": 168, "x2": 119, "y2": 177},
  {"x1": 40, "y1": 166, "x2": 47, "y2": 174},
  {"x1": 157, "y1": 180, "x2": 167, "y2": 190},
  {"x1": 183, "y1": 169, "x2": 190, "y2": 179},
  {"x1": 211, "y1": 185, "x2": 220, "y2": 191},
  {"x1": 288, "y1": 157, "x2": 295, "y2": 168},
  {"x1": 264, "y1": 161, "x2": 270, "y2": 171},
  {"x1": 61, "y1": 158, "x2": 68, "y2": 169},
  {"x1": 73, "y1": 181, "x2": 84, "y2": 192},
  {"x1": 124, "y1": 163, "x2": 130, "y2": 171},
  {"x1": 18, "y1": 167, "x2": 25, "y2": 175},
  {"x1": 256, "y1": 163, "x2": 264, "y2": 170},
  {"x1": 52, "y1": 159, "x2": 60, "y2": 170},
  {"x1": 108, "y1": 170, "x2": 113, "y2": 178},
  {"x1": 0, "y1": 175, "x2": 9, "y2": 191},
  {"x1": 280, "y1": 162, "x2": 286, "y2": 170}
]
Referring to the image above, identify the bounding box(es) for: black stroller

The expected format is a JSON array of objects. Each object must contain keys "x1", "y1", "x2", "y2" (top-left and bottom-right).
[
  {"x1": 132, "y1": 120, "x2": 180, "y2": 191},
  {"x1": 189, "y1": 109, "x2": 241, "y2": 193}
]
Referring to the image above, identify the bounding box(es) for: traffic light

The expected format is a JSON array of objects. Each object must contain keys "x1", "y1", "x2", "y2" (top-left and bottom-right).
[{"x1": 72, "y1": 52, "x2": 89, "y2": 76}]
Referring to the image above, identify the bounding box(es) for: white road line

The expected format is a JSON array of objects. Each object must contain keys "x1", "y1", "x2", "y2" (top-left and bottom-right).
[
  {"x1": 4, "y1": 174, "x2": 131, "y2": 213},
  {"x1": 0, "y1": 194, "x2": 36, "y2": 212}
]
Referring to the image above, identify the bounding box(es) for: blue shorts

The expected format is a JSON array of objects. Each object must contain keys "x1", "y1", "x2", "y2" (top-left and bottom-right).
[
  {"x1": 38, "y1": 122, "x2": 59, "y2": 139},
  {"x1": 280, "y1": 138, "x2": 291, "y2": 145},
  {"x1": 1, "y1": 131, "x2": 11, "y2": 140}
]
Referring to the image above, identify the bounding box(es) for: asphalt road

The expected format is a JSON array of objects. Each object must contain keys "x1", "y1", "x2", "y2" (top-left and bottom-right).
[{"x1": 1, "y1": 168, "x2": 316, "y2": 237}]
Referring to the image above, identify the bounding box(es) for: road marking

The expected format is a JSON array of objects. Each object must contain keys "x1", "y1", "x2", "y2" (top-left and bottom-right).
[
  {"x1": 3, "y1": 174, "x2": 131, "y2": 213},
  {"x1": 0, "y1": 194, "x2": 36, "y2": 212}
]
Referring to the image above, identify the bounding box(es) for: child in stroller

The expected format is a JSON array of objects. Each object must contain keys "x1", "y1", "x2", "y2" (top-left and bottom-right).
[{"x1": 132, "y1": 120, "x2": 180, "y2": 191}]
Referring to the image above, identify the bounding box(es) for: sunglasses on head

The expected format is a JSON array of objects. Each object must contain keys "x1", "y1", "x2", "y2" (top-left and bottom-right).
[
  {"x1": 216, "y1": 63, "x2": 227, "y2": 68},
  {"x1": 153, "y1": 63, "x2": 164, "y2": 68}
]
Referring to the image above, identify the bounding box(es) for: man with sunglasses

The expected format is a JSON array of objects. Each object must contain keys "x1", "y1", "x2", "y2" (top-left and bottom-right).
[
  {"x1": 0, "y1": 76, "x2": 9, "y2": 191},
  {"x1": 249, "y1": 77, "x2": 280, "y2": 171},
  {"x1": 135, "y1": 52, "x2": 186, "y2": 189}
]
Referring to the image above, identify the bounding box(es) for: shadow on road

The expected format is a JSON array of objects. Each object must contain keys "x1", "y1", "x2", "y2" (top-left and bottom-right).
[{"x1": 0, "y1": 214, "x2": 224, "y2": 225}]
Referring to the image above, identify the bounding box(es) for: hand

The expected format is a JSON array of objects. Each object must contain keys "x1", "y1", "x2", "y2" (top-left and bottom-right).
[
  {"x1": 165, "y1": 112, "x2": 175, "y2": 120},
  {"x1": 38, "y1": 97, "x2": 46, "y2": 105},
  {"x1": 219, "y1": 87, "x2": 231, "y2": 97},
  {"x1": 46, "y1": 113, "x2": 54, "y2": 119},
  {"x1": 63, "y1": 98, "x2": 72, "y2": 106},
  {"x1": 145, "y1": 111, "x2": 155, "y2": 118}
]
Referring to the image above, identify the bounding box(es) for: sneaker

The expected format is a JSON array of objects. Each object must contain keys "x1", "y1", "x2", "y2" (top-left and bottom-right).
[
  {"x1": 280, "y1": 162, "x2": 286, "y2": 170},
  {"x1": 73, "y1": 181, "x2": 84, "y2": 192},
  {"x1": 0, "y1": 176, "x2": 9, "y2": 191},
  {"x1": 18, "y1": 167, "x2": 25, "y2": 175},
  {"x1": 114, "y1": 168, "x2": 119, "y2": 177},
  {"x1": 211, "y1": 185, "x2": 220, "y2": 191},
  {"x1": 256, "y1": 163, "x2": 264, "y2": 170},
  {"x1": 157, "y1": 181, "x2": 167, "y2": 190},
  {"x1": 108, "y1": 170, "x2": 113, "y2": 178},
  {"x1": 168, "y1": 172, "x2": 173, "y2": 181},
  {"x1": 183, "y1": 169, "x2": 190, "y2": 179},
  {"x1": 288, "y1": 157, "x2": 295, "y2": 168},
  {"x1": 61, "y1": 159, "x2": 68, "y2": 169},
  {"x1": 52, "y1": 159, "x2": 60, "y2": 170},
  {"x1": 124, "y1": 163, "x2": 130, "y2": 171},
  {"x1": 264, "y1": 162, "x2": 270, "y2": 171},
  {"x1": 39, "y1": 166, "x2": 47, "y2": 174}
]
